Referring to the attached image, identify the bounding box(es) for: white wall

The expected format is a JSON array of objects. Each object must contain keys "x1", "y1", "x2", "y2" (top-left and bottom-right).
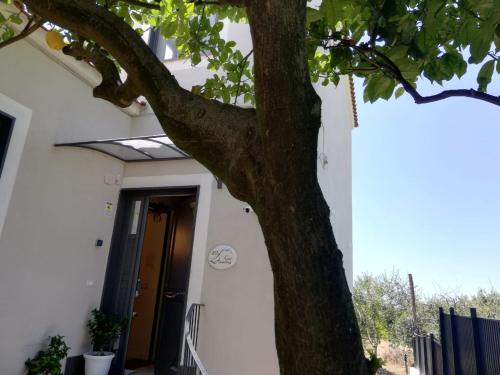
[
  {"x1": 198, "y1": 184, "x2": 279, "y2": 375},
  {"x1": 0, "y1": 40, "x2": 129, "y2": 374},
  {"x1": 315, "y1": 77, "x2": 355, "y2": 288}
]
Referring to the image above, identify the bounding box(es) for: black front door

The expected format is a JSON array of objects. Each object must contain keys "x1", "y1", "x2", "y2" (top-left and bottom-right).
[
  {"x1": 102, "y1": 191, "x2": 150, "y2": 375},
  {"x1": 154, "y1": 200, "x2": 195, "y2": 375},
  {"x1": 101, "y1": 189, "x2": 197, "y2": 375}
]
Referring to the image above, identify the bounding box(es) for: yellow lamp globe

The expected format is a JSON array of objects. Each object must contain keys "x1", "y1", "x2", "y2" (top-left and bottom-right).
[{"x1": 45, "y1": 30, "x2": 65, "y2": 51}]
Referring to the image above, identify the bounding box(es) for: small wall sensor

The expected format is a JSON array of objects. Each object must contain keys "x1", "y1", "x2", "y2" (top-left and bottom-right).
[
  {"x1": 95, "y1": 239, "x2": 104, "y2": 247},
  {"x1": 319, "y1": 153, "x2": 328, "y2": 169}
]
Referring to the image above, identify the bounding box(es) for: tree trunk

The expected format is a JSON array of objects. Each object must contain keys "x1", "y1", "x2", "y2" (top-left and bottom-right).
[
  {"x1": 243, "y1": 1, "x2": 369, "y2": 373},
  {"x1": 252, "y1": 157, "x2": 367, "y2": 375}
]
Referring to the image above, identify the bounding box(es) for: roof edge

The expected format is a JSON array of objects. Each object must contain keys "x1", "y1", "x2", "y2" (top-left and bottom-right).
[{"x1": 348, "y1": 75, "x2": 359, "y2": 128}]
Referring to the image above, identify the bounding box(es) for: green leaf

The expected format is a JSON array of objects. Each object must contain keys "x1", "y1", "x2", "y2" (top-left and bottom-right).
[
  {"x1": 191, "y1": 52, "x2": 201, "y2": 65},
  {"x1": 160, "y1": 21, "x2": 177, "y2": 39},
  {"x1": 413, "y1": 32, "x2": 428, "y2": 57},
  {"x1": 330, "y1": 47, "x2": 352, "y2": 72},
  {"x1": 1, "y1": 26, "x2": 14, "y2": 41},
  {"x1": 469, "y1": 30, "x2": 492, "y2": 63},
  {"x1": 363, "y1": 74, "x2": 397, "y2": 102},
  {"x1": 395, "y1": 87, "x2": 405, "y2": 99},
  {"x1": 319, "y1": 0, "x2": 348, "y2": 27},
  {"x1": 477, "y1": 60, "x2": 495, "y2": 92},
  {"x1": 9, "y1": 13, "x2": 22, "y2": 25},
  {"x1": 379, "y1": 78, "x2": 397, "y2": 100},
  {"x1": 213, "y1": 22, "x2": 224, "y2": 33},
  {"x1": 331, "y1": 73, "x2": 340, "y2": 86},
  {"x1": 306, "y1": 7, "x2": 322, "y2": 24},
  {"x1": 221, "y1": 90, "x2": 230, "y2": 104}
]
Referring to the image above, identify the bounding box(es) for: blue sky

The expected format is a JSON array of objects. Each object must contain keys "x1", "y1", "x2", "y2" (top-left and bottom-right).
[{"x1": 352, "y1": 68, "x2": 500, "y2": 297}]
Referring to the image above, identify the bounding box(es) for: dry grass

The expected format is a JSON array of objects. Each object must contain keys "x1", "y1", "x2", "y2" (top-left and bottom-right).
[{"x1": 376, "y1": 341, "x2": 411, "y2": 375}]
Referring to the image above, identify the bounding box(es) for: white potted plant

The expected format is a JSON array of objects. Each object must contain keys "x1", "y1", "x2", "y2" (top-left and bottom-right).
[{"x1": 84, "y1": 309, "x2": 125, "y2": 375}]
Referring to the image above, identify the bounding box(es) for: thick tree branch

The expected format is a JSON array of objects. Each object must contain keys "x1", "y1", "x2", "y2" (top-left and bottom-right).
[
  {"x1": 366, "y1": 46, "x2": 500, "y2": 106},
  {"x1": 0, "y1": 17, "x2": 44, "y2": 50},
  {"x1": 351, "y1": 44, "x2": 500, "y2": 106},
  {"x1": 136, "y1": 0, "x2": 242, "y2": 5},
  {"x1": 24, "y1": 0, "x2": 258, "y2": 200},
  {"x1": 63, "y1": 40, "x2": 141, "y2": 107},
  {"x1": 115, "y1": 0, "x2": 160, "y2": 10}
]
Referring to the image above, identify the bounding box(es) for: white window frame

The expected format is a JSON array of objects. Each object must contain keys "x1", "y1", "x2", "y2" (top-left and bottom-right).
[{"x1": 0, "y1": 93, "x2": 32, "y2": 237}]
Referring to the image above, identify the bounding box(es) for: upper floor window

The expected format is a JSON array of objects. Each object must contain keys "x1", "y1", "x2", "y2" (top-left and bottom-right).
[
  {"x1": 0, "y1": 111, "x2": 14, "y2": 180},
  {"x1": 143, "y1": 28, "x2": 179, "y2": 61},
  {"x1": 0, "y1": 94, "x2": 31, "y2": 237},
  {"x1": 141, "y1": 15, "x2": 217, "y2": 62}
]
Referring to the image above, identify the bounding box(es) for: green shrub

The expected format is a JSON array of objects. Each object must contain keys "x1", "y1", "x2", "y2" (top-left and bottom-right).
[
  {"x1": 366, "y1": 349, "x2": 385, "y2": 375},
  {"x1": 87, "y1": 309, "x2": 126, "y2": 354},
  {"x1": 25, "y1": 335, "x2": 70, "y2": 375}
]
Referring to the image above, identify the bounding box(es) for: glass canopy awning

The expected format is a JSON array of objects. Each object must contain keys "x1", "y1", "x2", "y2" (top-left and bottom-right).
[{"x1": 55, "y1": 135, "x2": 190, "y2": 162}]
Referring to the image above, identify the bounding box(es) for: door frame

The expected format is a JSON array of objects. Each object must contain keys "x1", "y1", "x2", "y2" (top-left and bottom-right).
[
  {"x1": 121, "y1": 173, "x2": 214, "y2": 309},
  {"x1": 101, "y1": 186, "x2": 199, "y2": 374},
  {"x1": 101, "y1": 185, "x2": 202, "y2": 374}
]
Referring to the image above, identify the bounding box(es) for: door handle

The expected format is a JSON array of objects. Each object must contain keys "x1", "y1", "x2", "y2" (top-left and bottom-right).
[{"x1": 164, "y1": 292, "x2": 185, "y2": 299}]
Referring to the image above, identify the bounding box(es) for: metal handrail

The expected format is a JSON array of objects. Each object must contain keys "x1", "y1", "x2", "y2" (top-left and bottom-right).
[{"x1": 180, "y1": 303, "x2": 208, "y2": 375}]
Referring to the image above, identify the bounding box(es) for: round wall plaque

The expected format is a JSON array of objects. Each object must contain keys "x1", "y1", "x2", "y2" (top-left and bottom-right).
[{"x1": 208, "y1": 245, "x2": 238, "y2": 270}]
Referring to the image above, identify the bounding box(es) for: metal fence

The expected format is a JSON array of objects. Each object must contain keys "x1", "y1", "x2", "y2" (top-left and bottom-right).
[{"x1": 413, "y1": 308, "x2": 500, "y2": 375}]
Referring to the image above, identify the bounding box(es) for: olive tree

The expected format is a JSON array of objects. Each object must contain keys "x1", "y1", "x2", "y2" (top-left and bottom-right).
[
  {"x1": 354, "y1": 272, "x2": 413, "y2": 354},
  {"x1": 418, "y1": 288, "x2": 500, "y2": 336},
  {"x1": 1, "y1": 0, "x2": 498, "y2": 373}
]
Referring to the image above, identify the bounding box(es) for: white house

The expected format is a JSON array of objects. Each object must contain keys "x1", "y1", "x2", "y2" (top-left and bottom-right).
[{"x1": 0, "y1": 15, "x2": 357, "y2": 375}]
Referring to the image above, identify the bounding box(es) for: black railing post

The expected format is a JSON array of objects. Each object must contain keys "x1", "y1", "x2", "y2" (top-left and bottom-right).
[
  {"x1": 417, "y1": 336, "x2": 421, "y2": 371},
  {"x1": 413, "y1": 337, "x2": 419, "y2": 370},
  {"x1": 449, "y1": 308, "x2": 460, "y2": 375},
  {"x1": 416, "y1": 336, "x2": 421, "y2": 372},
  {"x1": 470, "y1": 308, "x2": 484, "y2": 375},
  {"x1": 439, "y1": 307, "x2": 449, "y2": 375},
  {"x1": 418, "y1": 336, "x2": 423, "y2": 371},
  {"x1": 423, "y1": 335, "x2": 429, "y2": 375},
  {"x1": 429, "y1": 334, "x2": 436, "y2": 375},
  {"x1": 422, "y1": 336, "x2": 428, "y2": 374}
]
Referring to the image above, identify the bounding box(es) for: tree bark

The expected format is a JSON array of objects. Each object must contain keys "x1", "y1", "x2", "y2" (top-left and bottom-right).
[
  {"x1": 246, "y1": 1, "x2": 368, "y2": 373},
  {"x1": 256, "y1": 181, "x2": 368, "y2": 375}
]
